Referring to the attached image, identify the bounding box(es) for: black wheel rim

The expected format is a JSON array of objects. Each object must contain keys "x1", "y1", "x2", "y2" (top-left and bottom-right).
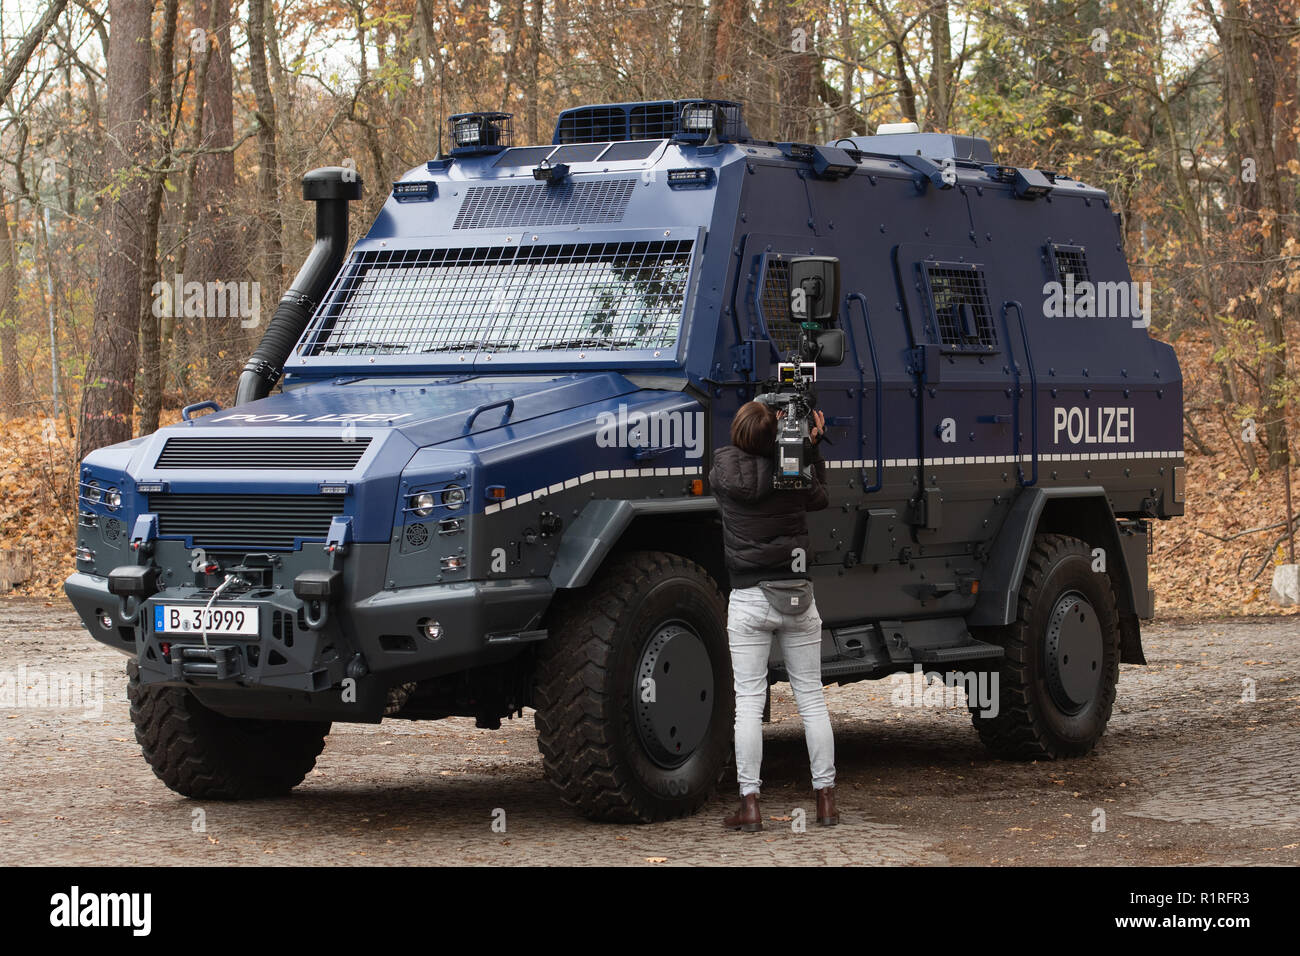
[
  {"x1": 633, "y1": 621, "x2": 715, "y2": 769},
  {"x1": 1044, "y1": 590, "x2": 1104, "y2": 715}
]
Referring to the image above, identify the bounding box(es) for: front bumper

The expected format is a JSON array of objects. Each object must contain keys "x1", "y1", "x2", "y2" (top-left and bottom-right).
[{"x1": 66, "y1": 572, "x2": 553, "y2": 703}]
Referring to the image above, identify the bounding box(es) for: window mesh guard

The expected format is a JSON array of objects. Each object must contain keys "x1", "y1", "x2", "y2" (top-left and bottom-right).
[
  {"x1": 757, "y1": 258, "x2": 802, "y2": 358},
  {"x1": 921, "y1": 263, "x2": 997, "y2": 351},
  {"x1": 1050, "y1": 244, "x2": 1090, "y2": 286},
  {"x1": 298, "y1": 239, "x2": 694, "y2": 357}
]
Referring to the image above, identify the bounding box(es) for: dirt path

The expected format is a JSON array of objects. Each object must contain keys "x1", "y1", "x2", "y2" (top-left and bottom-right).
[{"x1": 1, "y1": 598, "x2": 1296, "y2": 865}]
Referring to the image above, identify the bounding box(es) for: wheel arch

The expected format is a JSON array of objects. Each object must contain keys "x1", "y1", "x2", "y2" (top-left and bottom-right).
[
  {"x1": 548, "y1": 497, "x2": 726, "y2": 592},
  {"x1": 968, "y1": 487, "x2": 1146, "y2": 664}
]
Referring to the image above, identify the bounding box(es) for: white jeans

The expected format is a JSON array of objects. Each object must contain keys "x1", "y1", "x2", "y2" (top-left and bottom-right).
[{"x1": 727, "y1": 586, "x2": 836, "y2": 796}]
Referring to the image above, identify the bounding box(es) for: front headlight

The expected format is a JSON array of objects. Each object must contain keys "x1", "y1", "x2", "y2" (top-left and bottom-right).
[
  {"x1": 104, "y1": 487, "x2": 122, "y2": 511},
  {"x1": 83, "y1": 479, "x2": 102, "y2": 504},
  {"x1": 443, "y1": 484, "x2": 465, "y2": 510},
  {"x1": 411, "y1": 492, "x2": 436, "y2": 517}
]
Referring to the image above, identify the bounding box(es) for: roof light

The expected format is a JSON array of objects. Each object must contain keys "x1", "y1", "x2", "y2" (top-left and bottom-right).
[
  {"x1": 680, "y1": 102, "x2": 721, "y2": 134},
  {"x1": 876, "y1": 121, "x2": 920, "y2": 134},
  {"x1": 1013, "y1": 167, "x2": 1054, "y2": 200},
  {"x1": 448, "y1": 112, "x2": 513, "y2": 154},
  {"x1": 667, "y1": 167, "x2": 714, "y2": 188},
  {"x1": 811, "y1": 146, "x2": 858, "y2": 180},
  {"x1": 392, "y1": 180, "x2": 437, "y2": 201}
]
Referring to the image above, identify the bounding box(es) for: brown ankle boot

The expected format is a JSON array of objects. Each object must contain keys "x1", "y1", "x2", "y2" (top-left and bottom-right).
[
  {"x1": 815, "y1": 786, "x2": 839, "y2": 826},
  {"x1": 723, "y1": 793, "x2": 763, "y2": 832}
]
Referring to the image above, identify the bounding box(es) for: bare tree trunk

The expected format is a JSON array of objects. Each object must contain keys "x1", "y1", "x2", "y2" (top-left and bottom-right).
[
  {"x1": 79, "y1": 0, "x2": 154, "y2": 458},
  {"x1": 416, "y1": 0, "x2": 439, "y2": 155},
  {"x1": 0, "y1": 187, "x2": 18, "y2": 416},
  {"x1": 191, "y1": 0, "x2": 240, "y2": 389},
  {"x1": 167, "y1": 0, "x2": 218, "y2": 390},
  {"x1": 527, "y1": 0, "x2": 543, "y2": 143},
  {"x1": 927, "y1": 3, "x2": 952, "y2": 130},
  {"x1": 139, "y1": 0, "x2": 179, "y2": 435},
  {"x1": 248, "y1": 0, "x2": 282, "y2": 289}
]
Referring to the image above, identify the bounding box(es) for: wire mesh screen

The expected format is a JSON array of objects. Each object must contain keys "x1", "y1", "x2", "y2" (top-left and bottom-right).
[
  {"x1": 555, "y1": 106, "x2": 630, "y2": 144},
  {"x1": 454, "y1": 179, "x2": 636, "y2": 229},
  {"x1": 756, "y1": 258, "x2": 803, "y2": 357},
  {"x1": 299, "y1": 239, "x2": 695, "y2": 357},
  {"x1": 630, "y1": 102, "x2": 677, "y2": 139},
  {"x1": 1050, "y1": 244, "x2": 1090, "y2": 286},
  {"x1": 921, "y1": 263, "x2": 998, "y2": 351}
]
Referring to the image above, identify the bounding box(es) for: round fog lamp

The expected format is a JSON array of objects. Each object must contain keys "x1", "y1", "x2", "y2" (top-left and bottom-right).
[
  {"x1": 411, "y1": 492, "x2": 436, "y2": 517},
  {"x1": 419, "y1": 618, "x2": 443, "y2": 641},
  {"x1": 99, "y1": 613, "x2": 114, "y2": 631},
  {"x1": 104, "y1": 487, "x2": 122, "y2": 511},
  {"x1": 443, "y1": 483, "x2": 465, "y2": 510}
]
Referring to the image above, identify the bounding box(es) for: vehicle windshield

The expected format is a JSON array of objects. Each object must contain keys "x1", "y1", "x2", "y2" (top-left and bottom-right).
[{"x1": 298, "y1": 239, "x2": 694, "y2": 357}]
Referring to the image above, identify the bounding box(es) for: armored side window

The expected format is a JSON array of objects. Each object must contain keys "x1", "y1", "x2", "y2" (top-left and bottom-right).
[
  {"x1": 920, "y1": 261, "x2": 997, "y2": 352},
  {"x1": 755, "y1": 255, "x2": 803, "y2": 359},
  {"x1": 1048, "y1": 243, "x2": 1090, "y2": 286}
]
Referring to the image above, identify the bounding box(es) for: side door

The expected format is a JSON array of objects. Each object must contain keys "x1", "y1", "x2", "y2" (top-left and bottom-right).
[
  {"x1": 735, "y1": 234, "x2": 882, "y2": 629},
  {"x1": 893, "y1": 244, "x2": 1022, "y2": 550}
]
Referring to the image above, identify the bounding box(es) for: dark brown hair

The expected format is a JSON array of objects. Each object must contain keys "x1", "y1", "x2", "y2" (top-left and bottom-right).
[{"x1": 731, "y1": 401, "x2": 777, "y2": 455}]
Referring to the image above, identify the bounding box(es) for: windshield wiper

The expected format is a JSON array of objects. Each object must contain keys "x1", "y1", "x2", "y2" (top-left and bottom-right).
[
  {"x1": 421, "y1": 341, "x2": 512, "y2": 353},
  {"x1": 535, "y1": 337, "x2": 641, "y2": 351},
  {"x1": 320, "y1": 341, "x2": 408, "y2": 353}
]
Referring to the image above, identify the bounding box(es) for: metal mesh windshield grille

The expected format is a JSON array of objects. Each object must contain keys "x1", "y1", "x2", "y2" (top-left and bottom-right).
[{"x1": 300, "y1": 239, "x2": 694, "y2": 357}]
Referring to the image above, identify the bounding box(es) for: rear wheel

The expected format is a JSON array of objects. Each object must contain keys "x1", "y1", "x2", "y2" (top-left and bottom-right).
[
  {"x1": 128, "y1": 662, "x2": 331, "y2": 799},
  {"x1": 971, "y1": 533, "x2": 1120, "y2": 759},
  {"x1": 535, "y1": 551, "x2": 732, "y2": 822}
]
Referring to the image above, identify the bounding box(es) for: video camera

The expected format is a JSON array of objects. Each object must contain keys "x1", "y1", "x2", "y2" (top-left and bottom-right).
[{"x1": 752, "y1": 257, "x2": 846, "y2": 490}]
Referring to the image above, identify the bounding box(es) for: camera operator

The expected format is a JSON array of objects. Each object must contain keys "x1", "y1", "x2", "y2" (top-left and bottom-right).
[{"x1": 709, "y1": 400, "x2": 838, "y2": 831}]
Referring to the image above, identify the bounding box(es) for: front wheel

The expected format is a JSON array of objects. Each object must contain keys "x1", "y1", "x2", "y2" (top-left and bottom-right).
[
  {"x1": 128, "y1": 662, "x2": 331, "y2": 799},
  {"x1": 971, "y1": 533, "x2": 1120, "y2": 759},
  {"x1": 535, "y1": 551, "x2": 733, "y2": 822}
]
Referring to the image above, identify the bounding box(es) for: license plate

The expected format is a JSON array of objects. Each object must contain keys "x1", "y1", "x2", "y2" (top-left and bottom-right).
[{"x1": 155, "y1": 605, "x2": 259, "y2": 637}]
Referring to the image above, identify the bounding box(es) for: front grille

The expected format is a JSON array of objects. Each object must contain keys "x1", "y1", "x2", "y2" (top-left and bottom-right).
[
  {"x1": 157, "y1": 436, "x2": 372, "y2": 470},
  {"x1": 453, "y1": 179, "x2": 636, "y2": 229},
  {"x1": 149, "y1": 494, "x2": 345, "y2": 550}
]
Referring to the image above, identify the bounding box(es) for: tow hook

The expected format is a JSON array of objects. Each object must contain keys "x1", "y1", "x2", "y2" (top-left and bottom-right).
[
  {"x1": 295, "y1": 517, "x2": 352, "y2": 630},
  {"x1": 108, "y1": 514, "x2": 161, "y2": 624},
  {"x1": 107, "y1": 565, "x2": 160, "y2": 625},
  {"x1": 294, "y1": 569, "x2": 341, "y2": 630}
]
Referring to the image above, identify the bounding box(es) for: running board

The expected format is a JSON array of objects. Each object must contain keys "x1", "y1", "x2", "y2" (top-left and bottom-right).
[{"x1": 913, "y1": 640, "x2": 1005, "y2": 664}]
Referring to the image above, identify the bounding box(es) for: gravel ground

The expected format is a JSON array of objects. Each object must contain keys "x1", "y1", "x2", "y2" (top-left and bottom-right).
[{"x1": 1, "y1": 597, "x2": 1297, "y2": 866}]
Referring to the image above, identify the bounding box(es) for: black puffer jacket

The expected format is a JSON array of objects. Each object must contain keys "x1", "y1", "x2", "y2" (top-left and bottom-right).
[{"x1": 709, "y1": 441, "x2": 829, "y2": 589}]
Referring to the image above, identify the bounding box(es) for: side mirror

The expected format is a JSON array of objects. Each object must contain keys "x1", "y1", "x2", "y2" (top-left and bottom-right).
[
  {"x1": 788, "y1": 256, "x2": 841, "y2": 325},
  {"x1": 813, "y1": 328, "x2": 846, "y2": 366}
]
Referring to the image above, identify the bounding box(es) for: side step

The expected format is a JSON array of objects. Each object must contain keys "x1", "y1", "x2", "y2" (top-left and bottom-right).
[{"x1": 914, "y1": 640, "x2": 1005, "y2": 664}]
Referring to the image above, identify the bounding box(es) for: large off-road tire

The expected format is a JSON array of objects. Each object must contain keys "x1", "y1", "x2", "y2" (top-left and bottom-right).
[
  {"x1": 971, "y1": 533, "x2": 1120, "y2": 760},
  {"x1": 535, "y1": 551, "x2": 733, "y2": 822},
  {"x1": 127, "y1": 661, "x2": 330, "y2": 799}
]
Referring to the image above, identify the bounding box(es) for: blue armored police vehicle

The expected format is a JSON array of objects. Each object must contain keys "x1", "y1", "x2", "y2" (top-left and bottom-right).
[{"x1": 67, "y1": 100, "x2": 1184, "y2": 821}]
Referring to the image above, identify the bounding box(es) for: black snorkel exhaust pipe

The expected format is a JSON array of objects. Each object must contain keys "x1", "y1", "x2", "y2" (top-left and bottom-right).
[{"x1": 234, "y1": 166, "x2": 363, "y2": 405}]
